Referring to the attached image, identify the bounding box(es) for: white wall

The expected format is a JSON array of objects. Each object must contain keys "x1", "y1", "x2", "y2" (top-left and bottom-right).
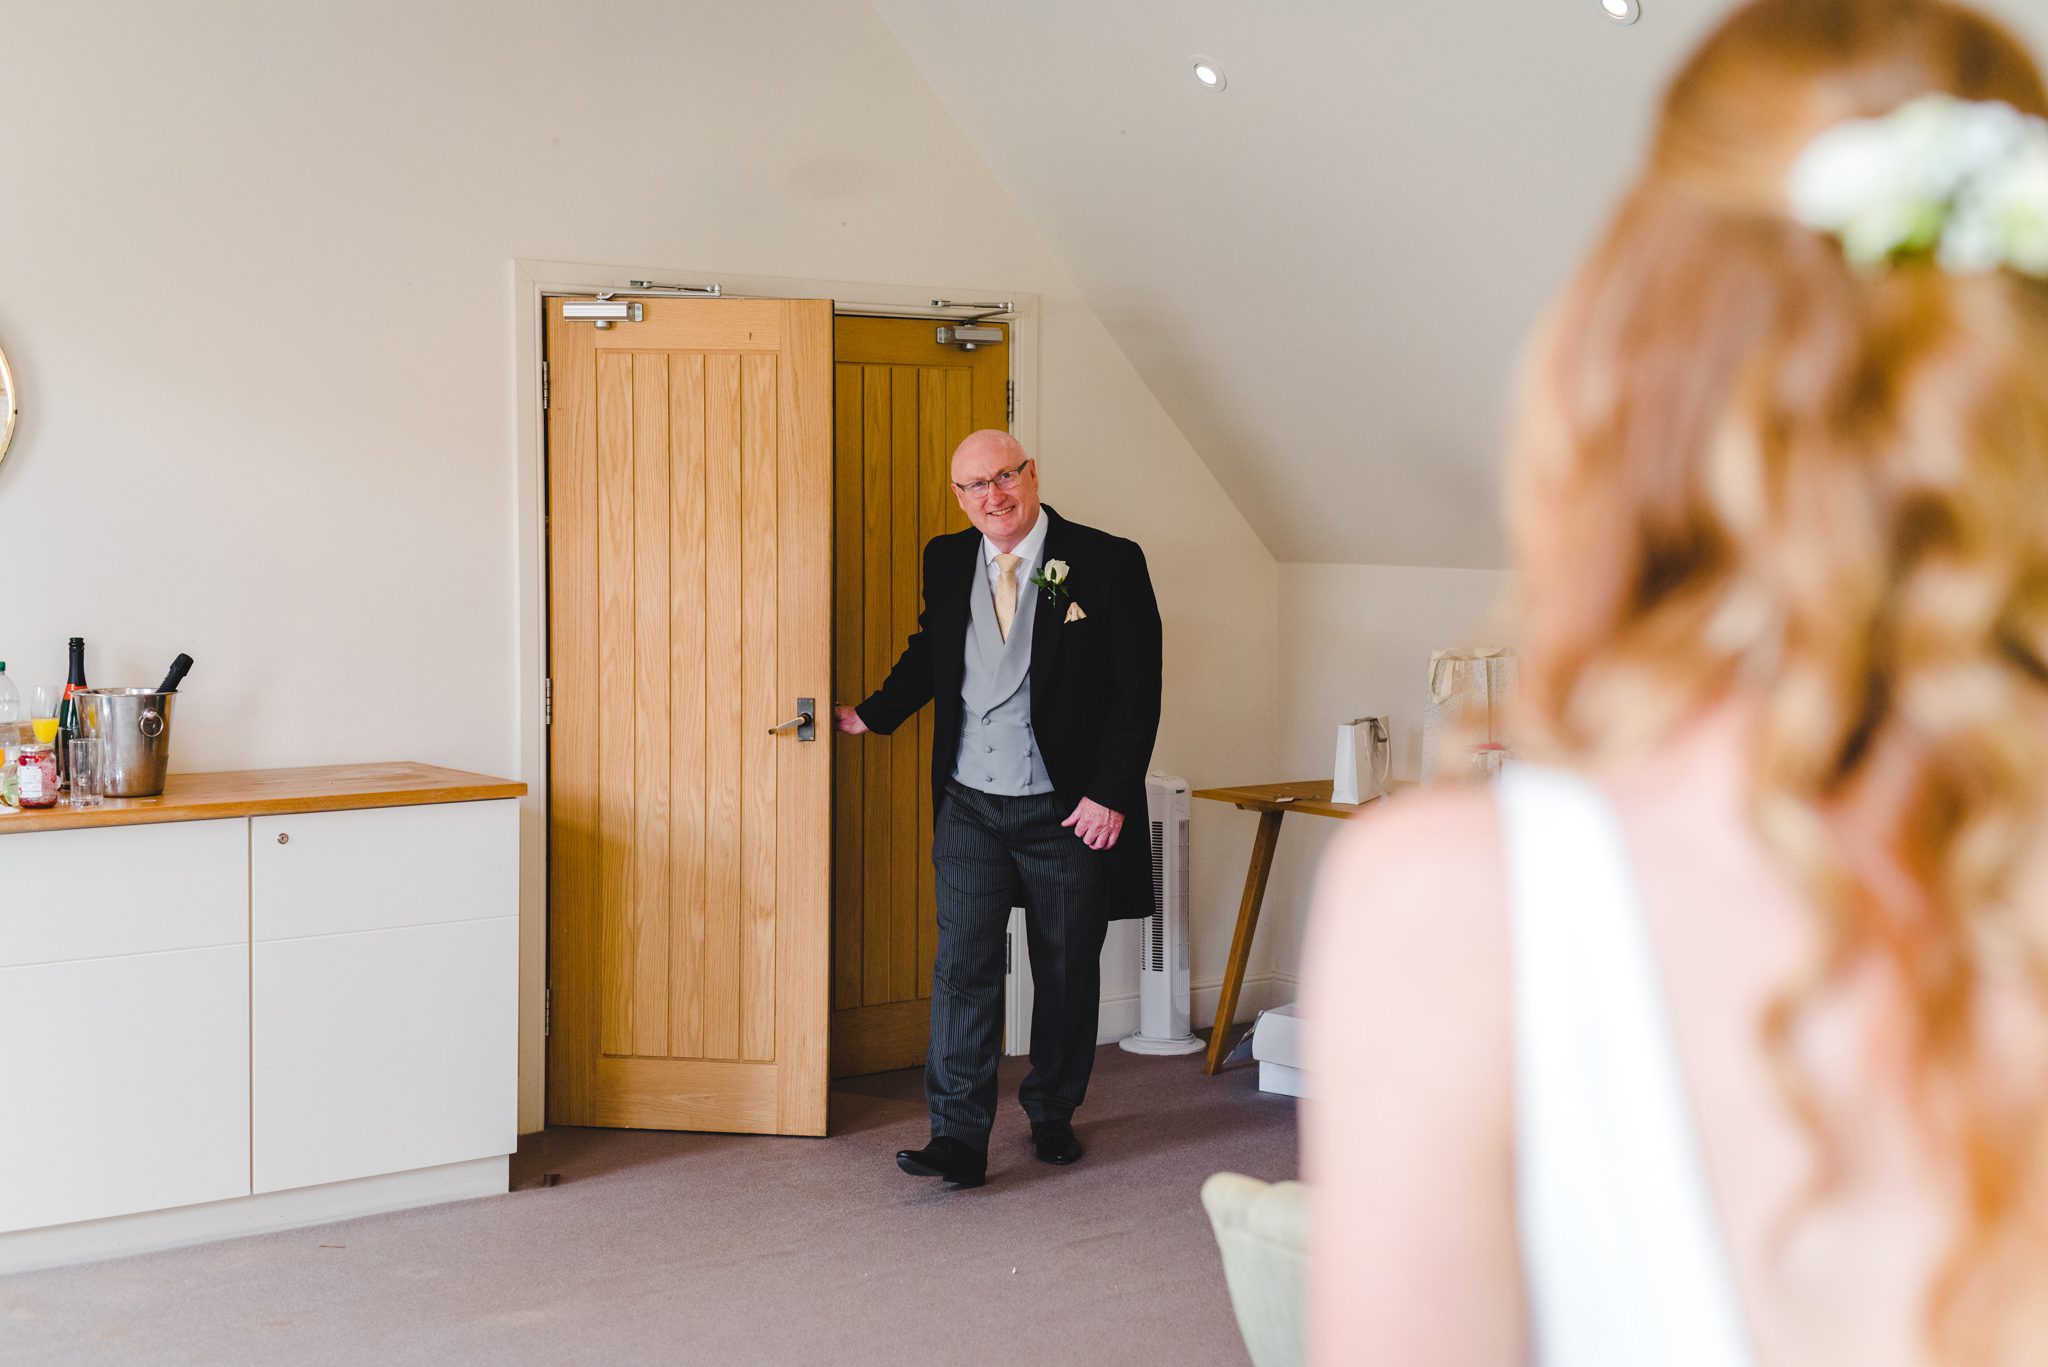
[
  {"x1": 1257, "y1": 563, "x2": 1510, "y2": 993},
  {"x1": 0, "y1": 0, "x2": 1278, "y2": 1130},
  {"x1": 1028, "y1": 290, "x2": 1283, "y2": 1047}
]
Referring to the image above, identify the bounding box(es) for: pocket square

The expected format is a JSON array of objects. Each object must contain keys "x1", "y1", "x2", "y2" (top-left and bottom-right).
[{"x1": 1064, "y1": 601, "x2": 1087, "y2": 624}]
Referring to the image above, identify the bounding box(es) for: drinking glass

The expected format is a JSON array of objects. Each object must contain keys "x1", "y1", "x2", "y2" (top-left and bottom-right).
[
  {"x1": 67, "y1": 737, "x2": 103, "y2": 807},
  {"x1": 68, "y1": 741, "x2": 103, "y2": 807},
  {"x1": 29, "y1": 685, "x2": 59, "y2": 746}
]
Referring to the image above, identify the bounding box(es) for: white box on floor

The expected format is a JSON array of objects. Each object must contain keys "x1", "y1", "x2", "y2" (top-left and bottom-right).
[{"x1": 1251, "y1": 1002, "x2": 1308, "y2": 1098}]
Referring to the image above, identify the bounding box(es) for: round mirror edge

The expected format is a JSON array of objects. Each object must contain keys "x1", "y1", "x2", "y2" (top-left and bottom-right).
[{"x1": 0, "y1": 344, "x2": 15, "y2": 471}]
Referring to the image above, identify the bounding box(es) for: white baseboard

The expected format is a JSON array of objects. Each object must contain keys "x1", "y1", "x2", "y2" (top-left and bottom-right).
[
  {"x1": 1094, "y1": 973, "x2": 1301, "y2": 1046},
  {"x1": 0, "y1": 1156, "x2": 509, "y2": 1275}
]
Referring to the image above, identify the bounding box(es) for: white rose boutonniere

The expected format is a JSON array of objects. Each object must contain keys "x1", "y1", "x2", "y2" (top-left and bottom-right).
[
  {"x1": 1031, "y1": 559, "x2": 1086, "y2": 622},
  {"x1": 1030, "y1": 559, "x2": 1071, "y2": 601}
]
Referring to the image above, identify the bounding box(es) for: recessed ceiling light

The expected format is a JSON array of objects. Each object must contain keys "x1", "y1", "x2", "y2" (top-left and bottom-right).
[
  {"x1": 1601, "y1": 0, "x2": 1641, "y2": 22},
  {"x1": 1191, "y1": 57, "x2": 1226, "y2": 91}
]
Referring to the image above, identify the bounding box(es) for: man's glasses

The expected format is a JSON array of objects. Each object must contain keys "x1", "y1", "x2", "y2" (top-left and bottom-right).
[{"x1": 952, "y1": 459, "x2": 1031, "y2": 499}]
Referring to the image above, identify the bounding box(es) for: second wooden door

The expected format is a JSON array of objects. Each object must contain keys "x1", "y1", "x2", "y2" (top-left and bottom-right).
[{"x1": 830, "y1": 315, "x2": 1008, "y2": 1077}]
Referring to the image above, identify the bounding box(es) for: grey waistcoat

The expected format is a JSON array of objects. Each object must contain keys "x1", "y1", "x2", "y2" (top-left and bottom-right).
[{"x1": 953, "y1": 554, "x2": 1055, "y2": 796}]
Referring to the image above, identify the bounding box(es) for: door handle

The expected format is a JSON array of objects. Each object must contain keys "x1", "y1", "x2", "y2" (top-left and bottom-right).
[{"x1": 768, "y1": 699, "x2": 816, "y2": 741}]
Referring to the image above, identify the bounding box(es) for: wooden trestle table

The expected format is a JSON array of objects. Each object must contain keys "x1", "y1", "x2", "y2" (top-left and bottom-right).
[{"x1": 1190, "y1": 778, "x2": 1393, "y2": 1075}]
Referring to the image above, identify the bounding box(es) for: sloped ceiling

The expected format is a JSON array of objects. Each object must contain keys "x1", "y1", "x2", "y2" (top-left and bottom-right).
[{"x1": 871, "y1": 0, "x2": 2048, "y2": 568}]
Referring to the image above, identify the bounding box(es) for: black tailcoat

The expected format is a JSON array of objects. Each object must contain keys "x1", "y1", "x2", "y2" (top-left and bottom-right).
[{"x1": 854, "y1": 507, "x2": 1164, "y2": 919}]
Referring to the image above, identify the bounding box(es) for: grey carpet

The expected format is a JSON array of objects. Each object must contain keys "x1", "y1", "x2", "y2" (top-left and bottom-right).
[{"x1": 1, "y1": 1042, "x2": 1295, "y2": 1366}]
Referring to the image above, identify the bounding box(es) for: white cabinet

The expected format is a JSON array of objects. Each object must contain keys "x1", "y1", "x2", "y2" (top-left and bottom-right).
[
  {"x1": 0, "y1": 793, "x2": 519, "y2": 1262},
  {"x1": 250, "y1": 801, "x2": 518, "y2": 1193},
  {"x1": 251, "y1": 802, "x2": 519, "y2": 941},
  {"x1": 0, "y1": 819, "x2": 247, "y2": 968},
  {"x1": 0, "y1": 821, "x2": 250, "y2": 1234}
]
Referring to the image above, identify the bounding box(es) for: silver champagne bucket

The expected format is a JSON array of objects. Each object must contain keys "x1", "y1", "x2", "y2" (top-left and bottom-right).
[{"x1": 79, "y1": 688, "x2": 177, "y2": 798}]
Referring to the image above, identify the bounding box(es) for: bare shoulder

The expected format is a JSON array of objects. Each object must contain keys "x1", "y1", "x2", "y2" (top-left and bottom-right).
[
  {"x1": 1303, "y1": 781, "x2": 1512, "y2": 1088},
  {"x1": 1313, "y1": 784, "x2": 1508, "y2": 954},
  {"x1": 1303, "y1": 783, "x2": 1526, "y2": 1363}
]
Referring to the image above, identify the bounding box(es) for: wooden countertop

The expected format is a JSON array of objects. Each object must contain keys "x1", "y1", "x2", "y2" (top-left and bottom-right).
[
  {"x1": 1191, "y1": 778, "x2": 1407, "y2": 819},
  {"x1": 0, "y1": 762, "x2": 526, "y2": 835}
]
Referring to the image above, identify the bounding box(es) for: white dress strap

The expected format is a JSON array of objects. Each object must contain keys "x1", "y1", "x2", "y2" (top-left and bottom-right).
[{"x1": 1497, "y1": 763, "x2": 1754, "y2": 1367}]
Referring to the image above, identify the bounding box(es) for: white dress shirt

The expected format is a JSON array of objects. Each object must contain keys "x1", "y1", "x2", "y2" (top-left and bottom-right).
[{"x1": 981, "y1": 507, "x2": 1049, "y2": 593}]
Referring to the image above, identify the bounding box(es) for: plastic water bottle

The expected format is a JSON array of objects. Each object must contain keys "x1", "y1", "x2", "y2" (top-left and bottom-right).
[
  {"x1": 0, "y1": 660, "x2": 18, "y2": 750},
  {"x1": 0, "y1": 660, "x2": 19, "y2": 807}
]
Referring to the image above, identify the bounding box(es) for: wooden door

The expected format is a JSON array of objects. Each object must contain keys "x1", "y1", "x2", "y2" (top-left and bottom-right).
[
  {"x1": 547, "y1": 298, "x2": 832, "y2": 1135},
  {"x1": 830, "y1": 315, "x2": 1008, "y2": 1077}
]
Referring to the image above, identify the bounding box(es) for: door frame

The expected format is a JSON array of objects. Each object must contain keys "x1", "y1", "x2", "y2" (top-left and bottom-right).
[{"x1": 510, "y1": 258, "x2": 1041, "y2": 1133}]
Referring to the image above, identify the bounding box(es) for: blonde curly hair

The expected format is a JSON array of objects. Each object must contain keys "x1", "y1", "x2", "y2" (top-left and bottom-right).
[{"x1": 1509, "y1": 0, "x2": 2048, "y2": 1355}]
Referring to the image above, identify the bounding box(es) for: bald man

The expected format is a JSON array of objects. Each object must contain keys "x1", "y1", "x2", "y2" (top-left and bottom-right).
[{"x1": 835, "y1": 431, "x2": 1163, "y2": 1189}]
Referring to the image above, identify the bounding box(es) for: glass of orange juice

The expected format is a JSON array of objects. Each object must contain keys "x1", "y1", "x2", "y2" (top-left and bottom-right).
[{"x1": 29, "y1": 685, "x2": 59, "y2": 745}]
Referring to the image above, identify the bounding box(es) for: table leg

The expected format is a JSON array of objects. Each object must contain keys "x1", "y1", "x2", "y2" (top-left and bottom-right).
[{"x1": 1205, "y1": 809, "x2": 1285, "y2": 1075}]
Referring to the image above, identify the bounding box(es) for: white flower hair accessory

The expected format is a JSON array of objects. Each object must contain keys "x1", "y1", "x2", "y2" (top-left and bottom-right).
[{"x1": 1787, "y1": 93, "x2": 2048, "y2": 277}]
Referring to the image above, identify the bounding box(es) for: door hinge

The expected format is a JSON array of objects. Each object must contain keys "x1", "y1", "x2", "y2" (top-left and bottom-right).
[
  {"x1": 544, "y1": 677, "x2": 553, "y2": 727},
  {"x1": 544, "y1": 987, "x2": 551, "y2": 1037},
  {"x1": 1006, "y1": 380, "x2": 1015, "y2": 426},
  {"x1": 541, "y1": 360, "x2": 550, "y2": 411}
]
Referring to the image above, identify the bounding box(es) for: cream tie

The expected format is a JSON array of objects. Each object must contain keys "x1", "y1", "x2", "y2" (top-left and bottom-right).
[{"x1": 993, "y1": 552, "x2": 1023, "y2": 641}]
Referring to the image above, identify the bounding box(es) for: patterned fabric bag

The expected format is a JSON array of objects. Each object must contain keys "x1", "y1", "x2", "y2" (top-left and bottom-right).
[{"x1": 1421, "y1": 648, "x2": 1516, "y2": 784}]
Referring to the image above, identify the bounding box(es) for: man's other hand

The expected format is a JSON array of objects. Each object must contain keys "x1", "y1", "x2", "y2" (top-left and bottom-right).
[
  {"x1": 1061, "y1": 798, "x2": 1124, "y2": 851},
  {"x1": 833, "y1": 704, "x2": 870, "y2": 735}
]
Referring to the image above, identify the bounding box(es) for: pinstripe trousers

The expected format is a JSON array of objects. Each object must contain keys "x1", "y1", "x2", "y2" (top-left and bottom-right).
[{"x1": 927, "y1": 779, "x2": 1109, "y2": 1150}]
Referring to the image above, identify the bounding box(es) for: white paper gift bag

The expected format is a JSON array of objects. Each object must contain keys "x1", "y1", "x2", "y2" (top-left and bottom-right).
[{"x1": 1332, "y1": 716, "x2": 1391, "y2": 804}]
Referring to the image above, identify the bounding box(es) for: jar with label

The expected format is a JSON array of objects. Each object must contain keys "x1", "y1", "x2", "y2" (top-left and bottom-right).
[{"x1": 17, "y1": 741, "x2": 57, "y2": 809}]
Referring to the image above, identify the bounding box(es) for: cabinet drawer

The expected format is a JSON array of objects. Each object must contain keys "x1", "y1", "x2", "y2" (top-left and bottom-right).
[
  {"x1": 0, "y1": 820, "x2": 247, "y2": 969},
  {"x1": 0, "y1": 944, "x2": 250, "y2": 1232},
  {"x1": 252, "y1": 916, "x2": 517, "y2": 1193},
  {"x1": 251, "y1": 800, "x2": 517, "y2": 941}
]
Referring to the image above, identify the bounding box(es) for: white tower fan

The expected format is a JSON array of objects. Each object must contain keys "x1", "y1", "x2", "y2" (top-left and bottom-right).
[{"x1": 1120, "y1": 772, "x2": 1203, "y2": 1055}]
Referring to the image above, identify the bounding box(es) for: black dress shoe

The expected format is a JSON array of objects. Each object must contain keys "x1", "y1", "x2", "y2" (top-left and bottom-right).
[
  {"x1": 895, "y1": 1136, "x2": 987, "y2": 1188},
  {"x1": 1029, "y1": 1120, "x2": 1083, "y2": 1166}
]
